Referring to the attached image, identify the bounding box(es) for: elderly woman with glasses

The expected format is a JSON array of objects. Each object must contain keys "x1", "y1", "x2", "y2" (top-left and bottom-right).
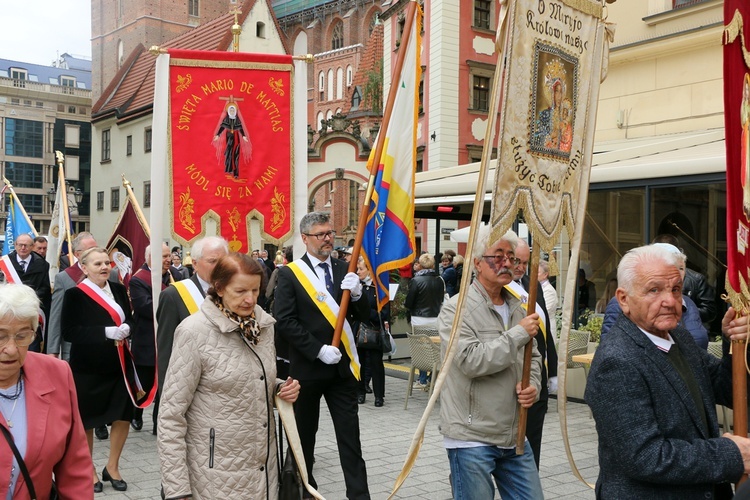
[{"x1": 0, "y1": 283, "x2": 92, "y2": 499}]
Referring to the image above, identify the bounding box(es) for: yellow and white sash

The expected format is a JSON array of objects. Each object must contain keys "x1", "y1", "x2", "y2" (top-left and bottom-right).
[
  {"x1": 0, "y1": 255, "x2": 22, "y2": 284},
  {"x1": 505, "y1": 280, "x2": 548, "y2": 341},
  {"x1": 171, "y1": 279, "x2": 204, "y2": 315},
  {"x1": 287, "y1": 260, "x2": 360, "y2": 380}
]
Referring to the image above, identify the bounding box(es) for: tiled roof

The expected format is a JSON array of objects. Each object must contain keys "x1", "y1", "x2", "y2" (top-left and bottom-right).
[
  {"x1": 93, "y1": 0, "x2": 289, "y2": 123},
  {"x1": 342, "y1": 22, "x2": 383, "y2": 115}
]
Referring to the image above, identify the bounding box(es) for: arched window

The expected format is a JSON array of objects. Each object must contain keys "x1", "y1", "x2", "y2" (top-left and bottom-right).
[
  {"x1": 256, "y1": 22, "x2": 266, "y2": 39},
  {"x1": 319, "y1": 71, "x2": 325, "y2": 101},
  {"x1": 369, "y1": 12, "x2": 380, "y2": 36},
  {"x1": 327, "y1": 69, "x2": 334, "y2": 102},
  {"x1": 336, "y1": 68, "x2": 344, "y2": 100},
  {"x1": 331, "y1": 21, "x2": 344, "y2": 50},
  {"x1": 346, "y1": 65, "x2": 353, "y2": 87}
]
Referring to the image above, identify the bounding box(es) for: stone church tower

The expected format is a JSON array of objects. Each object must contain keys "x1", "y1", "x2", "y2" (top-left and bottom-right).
[{"x1": 91, "y1": 0, "x2": 237, "y2": 100}]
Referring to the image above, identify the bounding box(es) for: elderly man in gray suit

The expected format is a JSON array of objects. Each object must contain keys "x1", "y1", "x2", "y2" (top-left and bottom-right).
[
  {"x1": 47, "y1": 232, "x2": 99, "y2": 360},
  {"x1": 586, "y1": 244, "x2": 750, "y2": 499}
]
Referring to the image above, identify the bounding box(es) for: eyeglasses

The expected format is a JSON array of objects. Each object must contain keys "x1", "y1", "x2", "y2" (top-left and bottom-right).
[
  {"x1": 0, "y1": 329, "x2": 36, "y2": 348},
  {"x1": 481, "y1": 254, "x2": 521, "y2": 266},
  {"x1": 304, "y1": 230, "x2": 336, "y2": 241},
  {"x1": 15, "y1": 243, "x2": 30, "y2": 248}
]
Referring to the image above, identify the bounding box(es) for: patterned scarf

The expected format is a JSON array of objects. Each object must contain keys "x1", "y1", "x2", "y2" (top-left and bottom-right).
[{"x1": 212, "y1": 297, "x2": 261, "y2": 345}]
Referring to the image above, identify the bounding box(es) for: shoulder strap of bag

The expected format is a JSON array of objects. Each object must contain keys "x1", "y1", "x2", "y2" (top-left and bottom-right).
[{"x1": 0, "y1": 425, "x2": 37, "y2": 499}]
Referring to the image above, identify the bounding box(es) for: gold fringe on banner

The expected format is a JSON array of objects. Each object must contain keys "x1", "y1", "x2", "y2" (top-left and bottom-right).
[{"x1": 725, "y1": 10, "x2": 750, "y2": 69}]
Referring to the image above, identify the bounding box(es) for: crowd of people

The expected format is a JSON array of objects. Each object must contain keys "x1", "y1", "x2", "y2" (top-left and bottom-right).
[{"x1": 2, "y1": 216, "x2": 749, "y2": 499}]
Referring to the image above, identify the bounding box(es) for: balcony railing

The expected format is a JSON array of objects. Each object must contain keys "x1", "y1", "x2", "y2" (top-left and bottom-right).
[{"x1": 0, "y1": 76, "x2": 91, "y2": 98}]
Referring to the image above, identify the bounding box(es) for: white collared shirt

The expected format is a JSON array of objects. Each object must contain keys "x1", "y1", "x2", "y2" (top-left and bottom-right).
[
  {"x1": 197, "y1": 275, "x2": 210, "y2": 295},
  {"x1": 639, "y1": 328, "x2": 675, "y2": 353}
]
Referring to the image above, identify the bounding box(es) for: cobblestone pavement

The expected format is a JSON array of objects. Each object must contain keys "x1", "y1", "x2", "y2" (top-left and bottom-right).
[{"x1": 93, "y1": 366, "x2": 598, "y2": 499}]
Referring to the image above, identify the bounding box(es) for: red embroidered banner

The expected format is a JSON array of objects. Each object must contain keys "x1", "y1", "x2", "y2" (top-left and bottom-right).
[
  {"x1": 167, "y1": 49, "x2": 294, "y2": 252},
  {"x1": 724, "y1": 1, "x2": 750, "y2": 309}
]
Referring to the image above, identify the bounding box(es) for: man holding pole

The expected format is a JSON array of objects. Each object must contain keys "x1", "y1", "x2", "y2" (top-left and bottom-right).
[
  {"x1": 437, "y1": 226, "x2": 543, "y2": 499},
  {"x1": 585, "y1": 244, "x2": 750, "y2": 498},
  {"x1": 273, "y1": 211, "x2": 371, "y2": 499}
]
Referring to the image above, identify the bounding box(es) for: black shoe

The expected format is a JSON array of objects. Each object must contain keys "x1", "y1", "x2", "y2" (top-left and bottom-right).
[
  {"x1": 357, "y1": 394, "x2": 366, "y2": 404},
  {"x1": 94, "y1": 481, "x2": 103, "y2": 493},
  {"x1": 374, "y1": 398, "x2": 384, "y2": 407},
  {"x1": 365, "y1": 384, "x2": 373, "y2": 394},
  {"x1": 131, "y1": 418, "x2": 143, "y2": 431},
  {"x1": 102, "y1": 467, "x2": 127, "y2": 491},
  {"x1": 95, "y1": 425, "x2": 109, "y2": 440}
]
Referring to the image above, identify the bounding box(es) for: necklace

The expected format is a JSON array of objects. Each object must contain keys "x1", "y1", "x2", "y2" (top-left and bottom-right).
[
  {"x1": 0, "y1": 376, "x2": 23, "y2": 428},
  {"x1": 0, "y1": 372, "x2": 23, "y2": 401}
]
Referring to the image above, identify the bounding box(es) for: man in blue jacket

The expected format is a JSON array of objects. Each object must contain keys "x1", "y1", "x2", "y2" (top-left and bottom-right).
[{"x1": 586, "y1": 244, "x2": 750, "y2": 499}]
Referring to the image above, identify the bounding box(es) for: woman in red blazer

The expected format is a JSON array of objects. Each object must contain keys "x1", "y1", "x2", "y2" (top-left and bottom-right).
[{"x1": 0, "y1": 283, "x2": 92, "y2": 499}]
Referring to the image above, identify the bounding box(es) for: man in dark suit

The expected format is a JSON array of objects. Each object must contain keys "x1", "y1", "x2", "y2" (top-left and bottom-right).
[
  {"x1": 586, "y1": 244, "x2": 750, "y2": 498},
  {"x1": 510, "y1": 239, "x2": 557, "y2": 469},
  {"x1": 155, "y1": 236, "x2": 229, "y2": 395},
  {"x1": 129, "y1": 243, "x2": 179, "y2": 432},
  {"x1": 7, "y1": 233, "x2": 51, "y2": 352},
  {"x1": 274, "y1": 212, "x2": 371, "y2": 499}
]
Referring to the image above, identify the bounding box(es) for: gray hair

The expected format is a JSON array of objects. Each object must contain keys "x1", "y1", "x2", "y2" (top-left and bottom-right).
[
  {"x1": 617, "y1": 245, "x2": 681, "y2": 293},
  {"x1": 539, "y1": 259, "x2": 550, "y2": 275},
  {"x1": 0, "y1": 284, "x2": 41, "y2": 330},
  {"x1": 300, "y1": 212, "x2": 331, "y2": 234},
  {"x1": 71, "y1": 232, "x2": 95, "y2": 254},
  {"x1": 472, "y1": 225, "x2": 519, "y2": 261},
  {"x1": 79, "y1": 247, "x2": 108, "y2": 266},
  {"x1": 192, "y1": 236, "x2": 229, "y2": 260}
]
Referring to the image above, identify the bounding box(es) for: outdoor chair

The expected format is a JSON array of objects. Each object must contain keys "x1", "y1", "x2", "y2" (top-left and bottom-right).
[
  {"x1": 404, "y1": 324, "x2": 442, "y2": 409},
  {"x1": 566, "y1": 329, "x2": 591, "y2": 369}
]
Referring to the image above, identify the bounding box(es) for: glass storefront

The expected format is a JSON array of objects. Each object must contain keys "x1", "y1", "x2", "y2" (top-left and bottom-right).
[{"x1": 581, "y1": 175, "x2": 726, "y2": 334}]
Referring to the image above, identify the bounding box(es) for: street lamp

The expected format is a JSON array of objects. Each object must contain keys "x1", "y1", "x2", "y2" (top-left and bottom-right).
[{"x1": 48, "y1": 183, "x2": 84, "y2": 210}]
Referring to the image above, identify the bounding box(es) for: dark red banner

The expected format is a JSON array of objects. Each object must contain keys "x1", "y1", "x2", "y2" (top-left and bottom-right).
[
  {"x1": 168, "y1": 49, "x2": 293, "y2": 252},
  {"x1": 724, "y1": 2, "x2": 750, "y2": 308}
]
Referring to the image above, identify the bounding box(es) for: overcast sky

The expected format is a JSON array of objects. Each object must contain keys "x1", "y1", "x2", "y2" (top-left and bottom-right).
[{"x1": 0, "y1": 0, "x2": 91, "y2": 65}]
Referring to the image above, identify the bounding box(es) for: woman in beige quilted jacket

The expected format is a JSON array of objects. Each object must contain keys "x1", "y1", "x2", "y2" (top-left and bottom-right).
[{"x1": 157, "y1": 253, "x2": 300, "y2": 499}]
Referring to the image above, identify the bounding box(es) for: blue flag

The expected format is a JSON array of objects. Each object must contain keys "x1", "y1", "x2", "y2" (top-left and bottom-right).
[
  {"x1": 361, "y1": 5, "x2": 421, "y2": 310},
  {"x1": 2, "y1": 193, "x2": 37, "y2": 256}
]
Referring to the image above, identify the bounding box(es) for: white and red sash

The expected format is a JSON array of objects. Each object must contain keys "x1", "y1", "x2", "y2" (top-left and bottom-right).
[
  {"x1": 77, "y1": 278, "x2": 156, "y2": 408},
  {"x1": 77, "y1": 278, "x2": 125, "y2": 325},
  {"x1": 0, "y1": 255, "x2": 23, "y2": 284}
]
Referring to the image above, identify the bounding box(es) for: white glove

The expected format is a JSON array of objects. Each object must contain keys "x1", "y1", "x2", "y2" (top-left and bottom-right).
[
  {"x1": 117, "y1": 323, "x2": 131, "y2": 338},
  {"x1": 317, "y1": 345, "x2": 342, "y2": 365},
  {"x1": 105, "y1": 325, "x2": 129, "y2": 341},
  {"x1": 340, "y1": 272, "x2": 362, "y2": 300},
  {"x1": 548, "y1": 376, "x2": 558, "y2": 395}
]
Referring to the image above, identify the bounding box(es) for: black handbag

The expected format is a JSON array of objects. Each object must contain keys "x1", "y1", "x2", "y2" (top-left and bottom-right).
[
  {"x1": 279, "y1": 446, "x2": 302, "y2": 500},
  {"x1": 1, "y1": 425, "x2": 58, "y2": 500},
  {"x1": 356, "y1": 323, "x2": 382, "y2": 350}
]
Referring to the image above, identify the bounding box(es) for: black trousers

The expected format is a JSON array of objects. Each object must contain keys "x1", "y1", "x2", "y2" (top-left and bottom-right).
[
  {"x1": 526, "y1": 398, "x2": 548, "y2": 469},
  {"x1": 294, "y1": 375, "x2": 370, "y2": 499},
  {"x1": 358, "y1": 349, "x2": 385, "y2": 399}
]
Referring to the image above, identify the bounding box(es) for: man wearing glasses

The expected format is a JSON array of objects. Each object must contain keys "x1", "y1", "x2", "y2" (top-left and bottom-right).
[
  {"x1": 437, "y1": 227, "x2": 543, "y2": 499},
  {"x1": 1, "y1": 234, "x2": 51, "y2": 352},
  {"x1": 274, "y1": 211, "x2": 372, "y2": 499}
]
